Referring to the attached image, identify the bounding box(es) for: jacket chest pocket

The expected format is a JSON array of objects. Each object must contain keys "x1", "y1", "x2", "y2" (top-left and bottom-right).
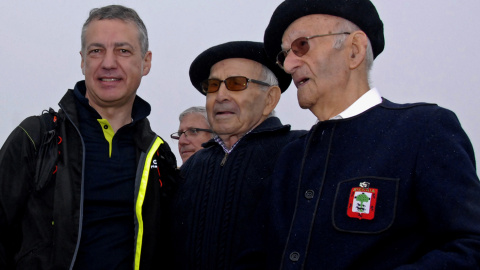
[{"x1": 332, "y1": 177, "x2": 399, "y2": 234}]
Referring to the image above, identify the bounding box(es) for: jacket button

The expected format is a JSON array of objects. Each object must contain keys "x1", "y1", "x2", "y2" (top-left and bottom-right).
[
  {"x1": 103, "y1": 125, "x2": 108, "y2": 129},
  {"x1": 305, "y1": 190, "x2": 315, "y2": 199},
  {"x1": 289, "y1": 251, "x2": 300, "y2": 262}
]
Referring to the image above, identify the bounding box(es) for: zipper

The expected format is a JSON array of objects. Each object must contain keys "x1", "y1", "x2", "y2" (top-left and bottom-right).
[
  {"x1": 60, "y1": 104, "x2": 86, "y2": 270},
  {"x1": 220, "y1": 152, "x2": 228, "y2": 166}
]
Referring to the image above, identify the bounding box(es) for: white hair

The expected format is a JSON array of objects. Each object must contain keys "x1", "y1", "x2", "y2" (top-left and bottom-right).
[
  {"x1": 332, "y1": 19, "x2": 374, "y2": 83},
  {"x1": 258, "y1": 65, "x2": 278, "y2": 118},
  {"x1": 259, "y1": 64, "x2": 279, "y2": 90}
]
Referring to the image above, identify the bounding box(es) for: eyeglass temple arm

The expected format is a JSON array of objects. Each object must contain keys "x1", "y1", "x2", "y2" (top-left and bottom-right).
[{"x1": 249, "y1": 79, "x2": 271, "y2": 87}]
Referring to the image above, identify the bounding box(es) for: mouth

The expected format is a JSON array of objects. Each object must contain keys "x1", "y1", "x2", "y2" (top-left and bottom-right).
[
  {"x1": 180, "y1": 147, "x2": 194, "y2": 155},
  {"x1": 180, "y1": 150, "x2": 194, "y2": 159},
  {"x1": 295, "y1": 77, "x2": 310, "y2": 87},
  {"x1": 216, "y1": 111, "x2": 234, "y2": 115},
  {"x1": 213, "y1": 103, "x2": 237, "y2": 118},
  {"x1": 215, "y1": 111, "x2": 235, "y2": 119},
  {"x1": 99, "y1": 77, "x2": 121, "y2": 82}
]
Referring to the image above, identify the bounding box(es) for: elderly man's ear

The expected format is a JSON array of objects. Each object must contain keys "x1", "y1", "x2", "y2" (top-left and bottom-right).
[
  {"x1": 348, "y1": 31, "x2": 369, "y2": 70},
  {"x1": 263, "y1": 86, "x2": 282, "y2": 117}
]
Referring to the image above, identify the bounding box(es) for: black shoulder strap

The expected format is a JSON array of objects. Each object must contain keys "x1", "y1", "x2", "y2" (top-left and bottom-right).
[{"x1": 34, "y1": 108, "x2": 60, "y2": 191}]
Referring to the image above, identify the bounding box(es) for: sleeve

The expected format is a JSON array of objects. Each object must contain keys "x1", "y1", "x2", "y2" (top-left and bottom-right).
[
  {"x1": 156, "y1": 138, "x2": 179, "y2": 199},
  {"x1": 0, "y1": 117, "x2": 40, "y2": 268},
  {"x1": 399, "y1": 107, "x2": 480, "y2": 269}
]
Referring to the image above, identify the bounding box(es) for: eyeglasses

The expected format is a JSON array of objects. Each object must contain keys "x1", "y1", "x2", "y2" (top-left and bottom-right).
[
  {"x1": 170, "y1": 128, "x2": 213, "y2": 140},
  {"x1": 201, "y1": 76, "x2": 271, "y2": 94},
  {"x1": 276, "y1": 32, "x2": 351, "y2": 69}
]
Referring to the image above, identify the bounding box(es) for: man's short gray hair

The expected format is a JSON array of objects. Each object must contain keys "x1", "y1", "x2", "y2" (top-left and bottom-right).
[
  {"x1": 258, "y1": 65, "x2": 278, "y2": 118},
  {"x1": 332, "y1": 19, "x2": 374, "y2": 80},
  {"x1": 81, "y1": 5, "x2": 149, "y2": 57},
  {"x1": 259, "y1": 64, "x2": 279, "y2": 91},
  {"x1": 179, "y1": 106, "x2": 209, "y2": 124}
]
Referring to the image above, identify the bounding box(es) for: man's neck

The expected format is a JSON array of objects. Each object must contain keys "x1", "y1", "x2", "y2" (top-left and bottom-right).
[
  {"x1": 312, "y1": 80, "x2": 370, "y2": 121},
  {"x1": 91, "y1": 103, "x2": 133, "y2": 133},
  {"x1": 218, "y1": 134, "x2": 241, "y2": 150}
]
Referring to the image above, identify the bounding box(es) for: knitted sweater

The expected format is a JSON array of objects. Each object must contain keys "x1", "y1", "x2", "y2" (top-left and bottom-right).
[{"x1": 172, "y1": 117, "x2": 306, "y2": 270}]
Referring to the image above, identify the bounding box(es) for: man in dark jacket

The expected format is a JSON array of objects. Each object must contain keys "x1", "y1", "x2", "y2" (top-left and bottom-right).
[
  {"x1": 263, "y1": 0, "x2": 480, "y2": 269},
  {"x1": 0, "y1": 5, "x2": 178, "y2": 270},
  {"x1": 171, "y1": 41, "x2": 306, "y2": 269}
]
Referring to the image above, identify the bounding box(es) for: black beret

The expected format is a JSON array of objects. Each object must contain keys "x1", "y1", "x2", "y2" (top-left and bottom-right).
[
  {"x1": 264, "y1": 0, "x2": 384, "y2": 62},
  {"x1": 189, "y1": 41, "x2": 292, "y2": 95}
]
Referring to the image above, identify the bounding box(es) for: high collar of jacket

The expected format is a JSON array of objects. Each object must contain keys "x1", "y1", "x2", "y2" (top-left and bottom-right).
[
  {"x1": 71, "y1": 80, "x2": 151, "y2": 123},
  {"x1": 58, "y1": 80, "x2": 157, "y2": 153},
  {"x1": 202, "y1": 116, "x2": 291, "y2": 148}
]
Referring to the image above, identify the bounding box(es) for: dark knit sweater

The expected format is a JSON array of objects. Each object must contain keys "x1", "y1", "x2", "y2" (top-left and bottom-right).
[{"x1": 172, "y1": 117, "x2": 306, "y2": 270}]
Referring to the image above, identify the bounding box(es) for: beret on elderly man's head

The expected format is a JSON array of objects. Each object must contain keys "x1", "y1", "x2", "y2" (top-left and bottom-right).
[
  {"x1": 264, "y1": 0, "x2": 384, "y2": 62},
  {"x1": 189, "y1": 41, "x2": 292, "y2": 96}
]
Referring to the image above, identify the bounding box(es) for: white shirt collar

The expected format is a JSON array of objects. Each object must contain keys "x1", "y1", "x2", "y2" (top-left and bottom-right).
[{"x1": 329, "y1": 88, "x2": 382, "y2": 120}]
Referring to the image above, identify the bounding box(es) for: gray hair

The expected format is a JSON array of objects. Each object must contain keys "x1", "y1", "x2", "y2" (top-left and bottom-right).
[
  {"x1": 258, "y1": 65, "x2": 278, "y2": 118},
  {"x1": 81, "y1": 5, "x2": 149, "y2": 57},
  {"x1": 179, "y1": 106, "x2": 209, "y2": 124},
  {"x1": 332, "y1": 19, "x2": 374, "y2": 81},
  {"x1": 259, "y1": 64, "x2": 279, "y2": 90}
]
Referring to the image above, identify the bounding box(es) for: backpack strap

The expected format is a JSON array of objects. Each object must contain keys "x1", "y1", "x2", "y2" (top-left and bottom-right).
[{"x1": 34, "y1": 108, "x2": 60, "y2": 191}]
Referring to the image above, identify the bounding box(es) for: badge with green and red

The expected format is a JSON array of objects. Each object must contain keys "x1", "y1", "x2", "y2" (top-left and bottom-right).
[{"x1": 347, "y1": 182, "x2": 378, "y2": 220}]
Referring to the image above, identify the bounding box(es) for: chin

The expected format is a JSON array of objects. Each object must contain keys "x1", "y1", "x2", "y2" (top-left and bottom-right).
[
  {"x1": 181, "y1": 154, "x2": 191, "y2": 163},
  {"x1": 298, "y1": 99, "x2": 310, "y2": 109}
]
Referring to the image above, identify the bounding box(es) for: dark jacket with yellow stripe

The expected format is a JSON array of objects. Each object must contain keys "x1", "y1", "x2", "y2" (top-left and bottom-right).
[{"x1": 0, "y1": 83, "x2": 178, "y2": 270}]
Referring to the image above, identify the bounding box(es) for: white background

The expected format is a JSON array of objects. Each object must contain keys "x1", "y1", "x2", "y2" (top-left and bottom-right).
[{"x1": 1, "y1": 0, "x2": 479, "y2": 170}]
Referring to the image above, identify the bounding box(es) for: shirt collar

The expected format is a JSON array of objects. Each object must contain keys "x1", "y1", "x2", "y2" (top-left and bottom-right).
[
  {"x1": 329, "y1": 88, "x2": 382, "y2": 120},
  {"x1": 214, "y1": 129, "x2": 253, "y2": 154}
]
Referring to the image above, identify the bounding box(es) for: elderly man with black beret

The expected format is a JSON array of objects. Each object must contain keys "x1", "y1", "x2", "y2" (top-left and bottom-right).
[
  {"x1": 263, "y1": 0, "x2": 480, "y2": 269},
  {"x1": 171, "y1": 41, "x2": 306, "y2": 269}
]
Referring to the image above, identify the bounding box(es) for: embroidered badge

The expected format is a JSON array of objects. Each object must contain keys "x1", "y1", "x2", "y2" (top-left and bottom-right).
[{"x1": 347, "y1": 182, "x2": 378, "y2": 220}]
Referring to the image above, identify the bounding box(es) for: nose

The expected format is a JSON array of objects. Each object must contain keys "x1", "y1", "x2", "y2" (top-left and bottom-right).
[
  {"x1": 102, "y1": 50, "x2": 118, "y2": 69},
  {"x1": 214, "y1": 82, "x2": 231, "y2": 102},
  {"x1": 178, "y1": 132, "x2": 190, "y2": 146},
  {"x1": 282, "y1": 51, "x2": 301, "y2": 74}
]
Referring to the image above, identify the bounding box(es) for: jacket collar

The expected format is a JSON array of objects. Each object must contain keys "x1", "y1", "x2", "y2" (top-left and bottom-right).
[
  {"x1": 58, "y1": 80, "x2": 157, "y2": 153},
  {"x1": 202, "y1": 116, "x2": 291, "y2": 148},
  {"x1": 71, "y1": 81, "x2": 151, "y2": 123}
]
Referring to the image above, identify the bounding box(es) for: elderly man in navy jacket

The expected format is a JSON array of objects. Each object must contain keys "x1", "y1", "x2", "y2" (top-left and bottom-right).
[
  {"x1": 263, "y1": 0, "x2": 480, "y2": 269},
  {"x1": 171, "y1": 41, "x2": 306, "y2": 269}
]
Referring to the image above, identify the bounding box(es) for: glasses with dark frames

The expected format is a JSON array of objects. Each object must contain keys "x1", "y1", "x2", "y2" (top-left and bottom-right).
[
  {"x1": 201, "y1": 76, "x2": 271, "y2": 94},
  {"x1": 276, "y1": 32, "x2": 351, "y2": 69},
  {"x1": 170, "y1": 128, "x2": 213, "y2": 140}
]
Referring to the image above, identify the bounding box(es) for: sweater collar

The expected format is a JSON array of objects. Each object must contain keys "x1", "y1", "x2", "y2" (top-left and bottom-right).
[{"x1": 202, "y1": 116, "x2": 290, "y2": 149}]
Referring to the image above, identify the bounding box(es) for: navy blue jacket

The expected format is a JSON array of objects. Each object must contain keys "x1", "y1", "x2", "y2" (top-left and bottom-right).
[
  {"x1": 172, "y1": 117, "x2": 306, "y2": 270},
  {"x1": 268, "y1": 99, "x2": 480, "y2": 270}
]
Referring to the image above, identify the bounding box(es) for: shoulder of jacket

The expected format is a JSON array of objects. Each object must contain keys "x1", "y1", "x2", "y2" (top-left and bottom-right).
[
  {"x1": 18, "y1": 115, "x2": 47, "y2": 151},
  {"x1": 18, "y1": 108, "x2": 60, "y2": 151},
  {"x1": 155, "y1": 137, "x2": 178, "y2": 169},
  {"x1": 380, "y1": 98, "x2": 438, "y2": 110}
]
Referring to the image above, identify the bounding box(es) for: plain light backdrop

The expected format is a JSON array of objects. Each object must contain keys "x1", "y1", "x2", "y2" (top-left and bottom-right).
[{"x1": 1, "y1": 0, "x2": 479, "y2": 170}]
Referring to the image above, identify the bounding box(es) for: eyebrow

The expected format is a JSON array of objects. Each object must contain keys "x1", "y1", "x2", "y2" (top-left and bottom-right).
[{"x1": 86, "y1": 42, "x2": 135, "y2": 50}]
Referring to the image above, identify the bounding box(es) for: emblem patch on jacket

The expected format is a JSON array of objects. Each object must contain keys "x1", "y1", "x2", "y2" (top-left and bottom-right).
[{"x1": 347, "y1": 182, "x2": 377, "y2": 220}]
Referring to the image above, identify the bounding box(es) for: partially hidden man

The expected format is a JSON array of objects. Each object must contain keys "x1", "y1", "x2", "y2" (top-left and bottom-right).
[
  {"x1": 263, "y1": 0, "x2": 480, "y2": 269},
  {"x1": 171, "y1": 41, "x2": 306, "y2": 269},
  {"x1": 0, "y1": 5, "x2": 178, "y2": 270}
]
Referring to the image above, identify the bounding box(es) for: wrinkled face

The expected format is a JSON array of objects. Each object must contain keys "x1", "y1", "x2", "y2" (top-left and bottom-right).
[
  {"x1": 177, "y1": 113, "x2": 212, "y2": 163},
  {"x1": 281, "y1": 14, "x2": 349, "y2": 111},
  {"x1": 206, "y1": 58, "x2": 269, "y2": 138},
  {"x1": 80, "y1": 19, "x2": 151, "y2": 110}
]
